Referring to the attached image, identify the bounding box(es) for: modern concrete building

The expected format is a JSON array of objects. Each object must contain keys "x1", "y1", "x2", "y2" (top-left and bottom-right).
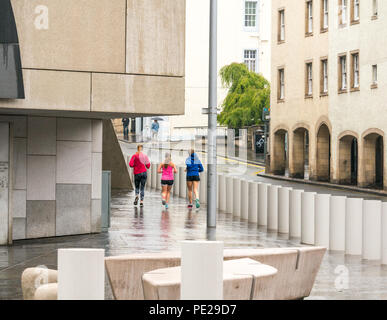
[
  {"x1": 0, "y1": 0, "x2": 185, "y2": 244},
  {"x1": 167, "y1": 0, "x2": 271, "y2": 139},
  {"x1": 270, "y1": 0, "x2": 387, "y2": 190}
]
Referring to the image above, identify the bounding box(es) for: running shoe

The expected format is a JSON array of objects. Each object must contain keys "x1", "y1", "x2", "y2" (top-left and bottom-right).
[
  {"x1": 165, "y1": 204, "x2": 169, "y2": 210},
  {"x1": 134, "y1": 196, "x2": 139, "y2": 206},
  {"x1": 188, "y1": 204, "x2": 193, "y2": 209},
  {"x1": 162, "y1": 199, "x2": 166, "y2": 206},
  {"x1": 195, "y1": 199, "x2": 200, "y2": 209},
  {"x1": 140, "y1": 201, "x2": 144, "y2": 207}
]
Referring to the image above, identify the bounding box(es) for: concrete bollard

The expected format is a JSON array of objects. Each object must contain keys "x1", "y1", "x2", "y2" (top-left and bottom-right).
[
  {"x1": 240, "y1": 180, "x2": 249, "y2": 220},
  {"x1": 199, "y1": 171, "x2": 207, "y2": 204},
  {"x1": 146, "y1": 164, "x2": 151, "y2": 190},
  {"x1": 232, "y1": 177, "x2": 241, "y2": 218},
  {"x1": 226, "y1": 176, "x2": 233, "y2": 214},
  {"x1": 174, "y1": 166, "x2": 180, "y2": 197},
  {"x1": 289, "y1": 189, "x2": 303, "y2": 238},
  {"x1": 58, "y1": 249, "x2": 105, "y2": 300},
  {"x1": 382, "y1": 203, "x2": 387, "y2": 265},
  {"x1": 248, "y1": 181, "x2": 259, "y2": 223},
  {"x1": 315, "y1": 194, "x2": 331, "y2": 249},
  {"x1": 258, "y1": 183, "x2": 270, "y2": 227},
  {"x1": 278, "y1": 187, "x2": 292, "y2": 234},
  {"x1": 181, "y1": 241, "x2": 223, "y2": 300},
  {"x1": 329, "y1": 196, "x2": 346, "y2": 251},
  {"x1": 363, "y1": 200, "x2": 382, "y2": 261},
  {"x1": 156, "y1": 164, "x2": 161, "y2": 191},
  {"x1": 151, "y1": 163, "x2": 157, "y2": 189},
  {"x1": 345, "y1": 198, "x2": 363, "y2": 256},
  {"x1": 301, "y1": 192, "x2": 316, "y2": 245},
  {"x1": 267, "y1": 185, "x2": 280, "y2": 231},
  {"x1": 219, "y1": 174, "x2": 226, "y2": 212},
  {"x1": 179, "y1": 168, "x2": 187, "y2": 199}
]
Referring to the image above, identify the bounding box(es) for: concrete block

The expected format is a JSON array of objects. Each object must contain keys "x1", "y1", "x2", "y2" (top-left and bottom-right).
[
  {"x1": 232, "y1": 178, "x2": 241, "y2": 218},
  {"x1": 152, "y1": 164, "x2": 158, "y2": 189},
  {"x1": 258, "y1": 183, "x2": 269, "y2": 226},
  {"x1": 290, "y1": 190, "x2": 303, "y2": 238},
  {"x1": 248, "y1": 182, "x2": 258, "y2": 223},
  {"x1": 267, "y1": 185, "x2": 280, "y2": 231},
  {"x1": 56, "y1": 141, "x2": 92, "y2": 184},
  {"x1": 315, "y1": 194, "x2": 331, "y2": 249},
  {"x1": 12, "y1": 218, "x2": 26, "y2": 240},
  {"x1": 329, "y1": 196, "x2": 346, "y2": 251},
  {"x1": 27, "y1": 156, "x2": 56, "y2": 201},
  {"x1": 26, "y1": 201, "x2": 55, "y2": 239},
  {"x1": 278, "y1": 187, "x2": 291, "y2": 234},
  {"x1": 91, "y1": 199, "x2": 102, "y2": 233},
  {"x1": 12, "y1": 190, "x2": 26, "y2": 218},
  {"x1": 57, "y1": 118, "x2": 92, "y2": 142},
  {"x1": 56, "y1": 184, "x2": 91, "y2": 236},
  {"x1": 156, "y1": 165, "x2": 162, "y2": 191},
  {"x1": 218, "y1": 175, "x2": 226, "y2": 212},
  {"x1": 27, "y1": 117, "x2": 56, "y2": 155},
  {"x1": 345, "y1": 198, "x2": 363, "y2": 255},
  {"x1": 301, "y1": 192, "x2": 316, "y2": 245},
  {"x1": 179, "y1": 169, "x2": 187, "y2": 199},
  {"x1": 240, "y1": 180, "x2": 249, "y2": 220},
  {"x1": 174, "y1": 167, "x2": 180, "y2": 196},
  {"x1": 92, "y1": 153, "x2": 102, "y2": 199},
  {"x1": 92, "y1": 120, "x2": 103, "y2": 153},
  {"x1": 12, "y1": 138, "x2": 27, "y2": 190},
  {"x1": 362, "y1": 200, "x2": 382, "y2": 260},
  {"x1": 226, "y1": 176, "x2": 233, "y2": 214},
  {"x1": 199, "y1": 171, "x2": 207, "y2": 204}
]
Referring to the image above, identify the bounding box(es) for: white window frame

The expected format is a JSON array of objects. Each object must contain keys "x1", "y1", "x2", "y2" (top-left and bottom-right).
[
  {"x1": 372, "y1": 65, "x2": 378, "y2": 85},
  {"x1": 307, "y1": 1, "x2": 313, "y2": 33},
  {"x1": 279, "y1": 69, "x2": 285, "y2": 100},
  {"x1": 341, "y1": 0, "x2": 348, "y2": 25},
  {"x1": 341, "y1": 56, "x2": 347, "y2": 90},
  {"x1": 280, "y1": 10, "x2": 285, "y2": 41},
  {"x1": 323, "y1": 60, "x2": 328, "y2": 93},
  {"x1": 307, "y1": 63, "x2": 313, "y2": 95},
  {"x1": 243, "y1": 0, "x2": 259, "y2": 32},
  {"x1": 243, "y1": 49, "x2": 258, "y2": 73},
  {"x1": 323, "y1": 0, "x2": 329, "y2": 29},
  {"x1": 353, "y1": 54, "x2": 359, "y2": 88},
  {"x1": 373, "y1": 0, "x2": 378, "y2": 17},
  {"x1": 354, "y1": 0, "x2": 360, "y2": 21}
]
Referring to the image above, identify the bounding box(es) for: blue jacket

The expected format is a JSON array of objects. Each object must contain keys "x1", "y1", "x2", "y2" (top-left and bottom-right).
[{"x1": 185, "y1": 153, "x2": 204, "y2": 177}]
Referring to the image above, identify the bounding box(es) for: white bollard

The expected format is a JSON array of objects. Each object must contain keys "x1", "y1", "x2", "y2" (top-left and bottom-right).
[
  {"x1": 174, "y1": 166, "x2": 180, "y2": 197},
  {"x1": 267, "y1": 185, "x2": 280, "y2": 231},
  {"x1": 219, "y1": 175, "x2": 226, "y2": 212},
  {"x1": 58, "y1": 249, "x2": 105, "y2": 300},
  {"x1": 240, "y1": 180, "x2": 249, "y2": 220},
  {"x1": 156, "y1": 164, "x2": 161, "y2": 191},
  {"x1": 179, "y1": 168, "x2": 187, "y2": 199},
  {"x1": 315, "y1": 194, "x2": 331, "y2": 249},
  {"x1": 199, "y1": 171, "x2": 207, "y2": 204},
  {"x1": 226, "y1": 176, "x2": 233, "y2": 214},
  {"x1": 248, "y1": 181, "x2": 259, "y2": 223},
  {"x1": 329, "y1": 196, "x2": 346, "y2": 251},
  {"x1": 232, "y1": 177, "x2": 241, "y2": 218},
  {"x1": 181, "y1": 241, "x2": 223, "y2": 300},
  {"x1": 151, "y1": 163, "x2": 157, "y2": 189},
  {"x1": 301, "y1": 192, "x2": 316, "y2": 245},
  {"x1": 363, "y1": 200, "x2": 382, "y2": 261},
  {"x1": 146, "y1": 164, "x2": 151, "y2": 190},
  {"x1": 258, "y1": 183, "x2": 270, "y2": 227},
  {"x1": 345, "y1": 198, "x2": 363, "y2": 256},
  {"x1": 217, "y1": 174, "x2": 220, "y2": 210},
  {"x1": 289, "y1": 190, "x2": 303, "y2": 238},
  {"x1": 278, "y1": 187, "x2": 292, "y2": 234},
  {"x1": 382, "y1": 203, "x2": 387, "y2": 264}
]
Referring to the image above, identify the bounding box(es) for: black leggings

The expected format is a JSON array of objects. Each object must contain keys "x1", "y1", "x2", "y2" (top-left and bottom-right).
[{"x1": 134, "y1": 172, "x2": 147, "y2": 200}]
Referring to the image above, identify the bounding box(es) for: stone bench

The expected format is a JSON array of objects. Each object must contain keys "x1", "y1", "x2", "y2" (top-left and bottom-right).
[
  {"x1": 105, "y1": 246, "x2": 326, "y2": 300},
  {"x1": 21, "y1": 268, "x2": 58, "y2": 300},
  {"x1": 142, "y1": 258, "x2": 278, "y2": 300}
]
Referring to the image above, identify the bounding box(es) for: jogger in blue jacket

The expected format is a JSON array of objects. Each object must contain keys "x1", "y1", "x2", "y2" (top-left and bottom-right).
[{"x1": 185, "y1": 149, "x2": 204, "y2": 209}]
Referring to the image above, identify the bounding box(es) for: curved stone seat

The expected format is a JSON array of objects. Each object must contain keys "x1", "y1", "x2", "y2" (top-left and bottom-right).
[
  {"x1": 34, "y1": 283, "x2": 58, "y2": 300},
  {"x1": 142, "y1": 258, "x2": 278, "y2": 300},
  {"x1": 21, "y1": 268, "x2": 58, "y2": 300}
]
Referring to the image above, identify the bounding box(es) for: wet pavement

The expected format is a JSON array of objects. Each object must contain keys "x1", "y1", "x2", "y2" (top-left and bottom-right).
[{"x1": 1, "y1": 189, "x2": 387, "y2": 300}]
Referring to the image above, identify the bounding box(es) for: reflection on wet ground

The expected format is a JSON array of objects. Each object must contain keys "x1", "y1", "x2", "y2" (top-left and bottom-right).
[{"x1": 1, "y1": 189, "x2": 387, "y2": 300}]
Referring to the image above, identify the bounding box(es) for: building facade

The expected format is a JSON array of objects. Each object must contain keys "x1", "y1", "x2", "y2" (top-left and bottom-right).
[
  {"x1": 167, "y1": 0, "x2": 271, "y2": 140},
  {"x1": 270, "y1": 0, "x2": 387, "y2": 190},
  {"x1": 0, "y1": 0, "x2": 185, "y2": 244}
]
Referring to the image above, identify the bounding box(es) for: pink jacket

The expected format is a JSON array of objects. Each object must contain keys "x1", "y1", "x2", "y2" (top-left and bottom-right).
[{"x1": 129, "y1": 153, "x2": 150, "y2": 175}]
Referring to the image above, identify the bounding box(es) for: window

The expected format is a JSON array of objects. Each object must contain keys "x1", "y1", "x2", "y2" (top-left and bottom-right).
[
  {"x1": 339, "y1": 0, "x2": 348, "y2": 25},
  {"x1": 351, "y1": 0, "x2": 360, "y2": 23},
  {"x1": 372, "y1": 65, "x2": 378, "y2": 87},
  {"x1": 321, "y1": 59, "x2": 328, "y2": 94},
  {"x1": 372, "y1": 0, "x2": 378, "y2": 18},
  {"x1": 278, "y1": 9, "x2": 285, "y2": 42},
  {"x1": 278, "y1": 68, "x2": 285, "y2": 101},
  {"x1": 245, "y1": 1, "x2": 258, "y2": 28},
  {"x1": 338, "y1": 54, "x2": 348, "y2": 92},
  {"x1": 244, "y1": 50, "x2": 257, "y2": 72},
  {"x1": 351, "y1": 52, "x2": 360, "y2": 89},
  {"x1": 306, "y1": 62, "x2": 313, "y2": 96},
  {"x1": 306, "y1": 1, "x2": 313, "y2": 35},
  {"x1": 321, "y1": 0, "x2": 329, "y2": 31}
]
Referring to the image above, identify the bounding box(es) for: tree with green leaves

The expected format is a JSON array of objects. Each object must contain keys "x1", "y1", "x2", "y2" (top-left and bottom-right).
[{"x1": 218, "y1": 63, "x2": 270, "y2": 129}]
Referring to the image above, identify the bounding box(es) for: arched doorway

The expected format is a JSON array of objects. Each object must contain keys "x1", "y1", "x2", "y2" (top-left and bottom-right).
[
  {"x1": 291, "y1": 128, "x2": 309, "y2": 179},
  {"x1": 363, "y1": 133, "x2": 384, "y2": 189},
  {"x1": 272, "y1": 129, "x2": 288, "y2": 175},
  {"x1": 339, "y1": 135, "x2": 358, "y2": 185},
  {"x1": 316, "y1": 124, "x2": 331, "y2": 181}
]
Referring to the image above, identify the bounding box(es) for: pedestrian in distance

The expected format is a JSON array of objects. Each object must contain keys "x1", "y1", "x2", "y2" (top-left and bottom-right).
[
  {"x1": 151, "y1": 120, "x2": 160, "y2": 141},
  {"x1": 185, "y1": 149, "x2": 204, "y2": 209},
  {"x1": 122, "y1": 118, "x2": 130, "y2": 140},
  {"x1": 158, "y1": 153, "x2": 178, "y2": 210},
  {"x1": 129, "y1": 144, "x2": 150, "y2": 207}
]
